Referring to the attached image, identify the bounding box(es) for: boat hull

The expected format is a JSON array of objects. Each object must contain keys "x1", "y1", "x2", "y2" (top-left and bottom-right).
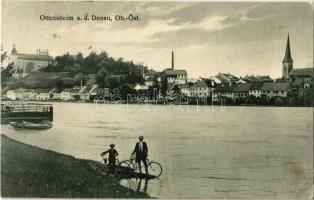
[
  {"x1": 9, "y1": 121, "x2": 53, "y2": 130},
  {"x1": 1, "y1": 111, "x2": 53, "y2": 124}
]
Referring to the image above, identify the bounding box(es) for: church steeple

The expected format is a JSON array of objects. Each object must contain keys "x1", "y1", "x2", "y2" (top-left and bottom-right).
[
  {"x1": 282, "y1": 34, "x2": 293, "y2": 79},
  {"x1": 282, "y1": 34, "x2": 293, "y2": 63}
]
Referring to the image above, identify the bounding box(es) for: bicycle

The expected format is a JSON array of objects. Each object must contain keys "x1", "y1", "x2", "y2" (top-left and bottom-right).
[
  {"x1": 100, "y1": 155, "x2": 133, "y2": 178},
  {"x1": 122, "y1": 154, "x2": 163, "y2": 178}
]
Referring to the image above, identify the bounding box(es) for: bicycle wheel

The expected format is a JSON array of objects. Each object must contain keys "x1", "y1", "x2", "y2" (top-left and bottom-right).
[
  {"x1": 148, "y1": 162, "x2": 162, "y2": 178},
  {"x1": 116, "y1": 160, "x2": 132, "y2": 178}
]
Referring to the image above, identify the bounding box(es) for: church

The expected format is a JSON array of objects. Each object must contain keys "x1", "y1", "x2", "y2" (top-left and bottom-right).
[
  {"x1": 10, "y1": 45, "x2": 53, "y2": 78},
  {"x1": 282, "y1": 34, "x2": 313, "y2": 88}
]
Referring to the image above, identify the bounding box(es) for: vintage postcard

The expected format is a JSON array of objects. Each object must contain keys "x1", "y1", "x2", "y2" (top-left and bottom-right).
[{"x1": 1, "y1": 1, "x2": 313, "y2": 199}]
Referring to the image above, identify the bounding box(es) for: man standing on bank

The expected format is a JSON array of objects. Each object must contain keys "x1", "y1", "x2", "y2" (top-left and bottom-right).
[{"x1": 132, "y1": 136, "x2": 148, "y2": 175}]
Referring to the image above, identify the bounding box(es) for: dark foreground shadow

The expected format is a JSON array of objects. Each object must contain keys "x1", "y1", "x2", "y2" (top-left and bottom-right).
[{"x1": 1, "y1": 134, "x2": 150, "y2": 198}]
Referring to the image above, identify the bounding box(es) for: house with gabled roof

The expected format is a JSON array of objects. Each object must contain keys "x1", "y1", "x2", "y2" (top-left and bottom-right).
[
  {"x1": 233, "y1": 83, "x2": 252, "y2": 100},
  {"x1": 249, "y1": 83, "x2": 264, "y2": 98},
  {"x1": 176, "y1": 84, "x2": 190, "y2": 96},
  {"x1": 261, "y1": 82, "x2": 290, "y2": 99},
  {"x1": 35, "y1": 88, "x2": 52, "y2": 100},
  {"x1": 189, "y1": 80, "x2": 210, "y2": 97},
  {"x1": 212, "y1": 85, "x2": 234, "y2": 102}
]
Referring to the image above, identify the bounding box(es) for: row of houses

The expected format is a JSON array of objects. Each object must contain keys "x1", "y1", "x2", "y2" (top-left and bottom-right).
[
  {"x1": 212, "y1": 82, "x2": 291, "y2": 102},
  {"x1": 6, "y1": 85, "x2": 97, "y2": 101},
  {"x1": 165, "y1": 80, "x2": 292, "y2": 100},
  {"x1": 4, "y1": 83, "x2": 150, "y2": 101}
]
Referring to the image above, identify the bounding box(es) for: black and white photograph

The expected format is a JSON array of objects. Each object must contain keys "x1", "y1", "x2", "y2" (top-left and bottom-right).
[{"x1": 1, "y1": 1, "x2": 313, "y2": 199}]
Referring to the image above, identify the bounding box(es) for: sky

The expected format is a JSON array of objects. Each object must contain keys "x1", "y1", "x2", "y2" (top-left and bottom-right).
[{"x1": 1, "y1": 1, "x2": 313, "y2": 78}]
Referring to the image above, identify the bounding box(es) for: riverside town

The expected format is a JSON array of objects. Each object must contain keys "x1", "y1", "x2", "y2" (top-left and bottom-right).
[
  {"x1": 1, "y1": 35, "x2": 313, "y2": 106},
  {"x1": 1, "y1": 2, "x2": 313, "y2": 199}
]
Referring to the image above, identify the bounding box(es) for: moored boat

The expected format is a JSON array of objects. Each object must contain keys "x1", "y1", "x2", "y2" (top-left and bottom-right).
[
  {"x1": 1, "y1": 102, "x2": 53, "y2": 124},
  {"x1": 10, "y1": 121, "x2": 53, "y2": 130}
]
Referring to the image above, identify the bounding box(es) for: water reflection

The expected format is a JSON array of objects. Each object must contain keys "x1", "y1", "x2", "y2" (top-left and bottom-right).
[
  {"x1": 136, "y1": 178, "x2": 148, "y2": 193},
  {"x1": 120, "y1": 177, "x2": 162, "y2": 197}
]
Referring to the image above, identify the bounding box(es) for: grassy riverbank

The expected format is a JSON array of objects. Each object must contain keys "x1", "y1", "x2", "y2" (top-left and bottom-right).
[{"x1": 1, "y1": 134, "x2": 150, "y2": 198}]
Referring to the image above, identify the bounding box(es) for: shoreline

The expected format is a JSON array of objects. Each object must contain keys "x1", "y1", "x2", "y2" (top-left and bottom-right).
[
  {"x1": 2, "y1": 99, "x2": 313, "y2": 108},
  {"x1": 1, "y1": 134, "x2": 150, "y2": 198}
]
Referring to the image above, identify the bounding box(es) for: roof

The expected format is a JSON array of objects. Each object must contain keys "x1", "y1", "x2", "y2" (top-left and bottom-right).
[
  {"x1": 289, "y1": 68, "x2": 314, "y2": 77},
  {"x1": 162, "y1": 69, "x2": 187, "y2": 76},
  {"x1": 24, "y1": 89, "x2": 35, "y2": 93},
  {"x1": 282, "y1": 34, "x2": 293, "y2": 63},
  {"x1": 243, "y1": 75, "x2": 273, "y2": 83},
  {"x1": 167, "y1": 82, "x2": 176, "y2": 91},
  {"x1": 249, "y1": 83, "x2": 263, "y2": 90},
  {"x1": 191, "y1": 81, "x2": 208, "y2": 88},
  {"x1": 261, "y1": 83, "x2": 290, "y2": 91},
  {"x1": 16, "y1": 53, "x2": 53, "y2": 62},
  {"x1": 83, "y1": 86, "x2": 93, "y2": 93},
  {"x1": 61, "y1": 88, "x2": 73, "y2": 92},
  {"x1": 214, "y1": 85, "x2": 234, "y2": 92},
  {"x1": 14, "y1": 88, "x2": 26, "y2": 93},
  {"x1": 215, "y1": 75, "x2": 230, "y2": 84},
  {"x1": 233, "y1": 83, "x2": 252, "y2": 92},
  {"x1": 36, "y1": 88, "x2": 51, "y2": 93},
  {"x1": 50, "y1": 88, "x2": 62, "y2": 93}
]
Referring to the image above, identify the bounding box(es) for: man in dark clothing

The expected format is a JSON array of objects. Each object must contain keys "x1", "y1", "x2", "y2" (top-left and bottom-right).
[
  {"x1": 132, "y1": 136, "x2": 148, "y2": 175},
  {"x1": 101, "y1": 144, "x2": 118, "y2": 175}
]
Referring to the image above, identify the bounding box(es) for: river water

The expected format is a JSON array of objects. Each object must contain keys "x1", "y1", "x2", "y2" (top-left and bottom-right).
[{"x1": 1, "y1": 102, "x2": 313, "y2": 199}]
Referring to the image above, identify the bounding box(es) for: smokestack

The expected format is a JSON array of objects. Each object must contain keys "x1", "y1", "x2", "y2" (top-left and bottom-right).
[{"x1": 171, "y1": 51, "x2": 174, "y2": 70}]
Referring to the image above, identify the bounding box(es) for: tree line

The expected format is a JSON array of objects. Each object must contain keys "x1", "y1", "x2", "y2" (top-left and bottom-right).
[{"x1": 41, "y1": 51, "x2": 155, "y2": 88}]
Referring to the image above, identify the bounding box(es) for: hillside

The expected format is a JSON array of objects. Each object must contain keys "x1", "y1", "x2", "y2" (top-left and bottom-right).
[{"x1": 5, "y1": 72, "x2": 71, "y2": 89}]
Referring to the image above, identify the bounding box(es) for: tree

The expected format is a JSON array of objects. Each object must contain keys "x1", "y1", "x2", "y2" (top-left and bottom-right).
[
  {"x1": 301, "y1": 89, "x2": 314, "y2": 106},
  {"x1": 119, "y1": 84, "x2": 136, "y2": 99},
  {"x1": 161, "y1": 78, "x2": 168, "y2": 96},
  {"x1": 288, "y1": 97, "x2": 297, "y2": 106},
  {"x1": 108, "y1": 77, "x2": 120, "y2": 89},
  {"x1": 245, "y1": 95, "x2": 256, "y2": 104},
  {"x1": 275, "y1": 97, "x2": 284, "y2": 106},
  {"x1": 260, "y1": 95, "x2": 269, "y2": 105},
  {"x1": 172, "y1": 85, "x2": 181, "y2": 95},
  {"x1": 74, "y1": 73, "x2": 86, "y2": 86},
  {"x1": 122, "y1": 73, "x2": 144, "y2": 84},
  {"x1": 153, "y1": 76, "x2": 160, "y2": 95},
  {"x1": 1, "y1": 51, "x2": 8, "y2": 63},
  {"x1": 1, "y1": 63, "x2": 14, "y2": 86},
  {"x1": 96, "y1": 67, "x2": 109, "y2": 87}
]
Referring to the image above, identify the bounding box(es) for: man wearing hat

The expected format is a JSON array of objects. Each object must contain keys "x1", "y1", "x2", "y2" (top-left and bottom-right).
[
  {"x1": 101, "y1": 144, "x2": 118, "y2": 174},
  {"x1": 132, "y1": 136, "x2": 148, "y2": 175}
]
